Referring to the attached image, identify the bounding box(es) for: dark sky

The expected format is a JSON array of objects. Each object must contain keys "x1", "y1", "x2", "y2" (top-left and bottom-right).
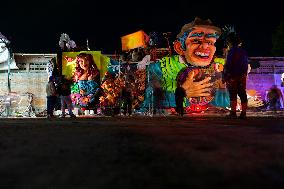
[{"x1": 1, "y1": 0, "x2": 283, "y2": 56}]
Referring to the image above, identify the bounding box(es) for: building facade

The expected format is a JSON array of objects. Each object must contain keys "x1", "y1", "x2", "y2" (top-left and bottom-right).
[
  {"x1": 0, "y1": 53, "x2": 56, "y2": 115},
  {"x1": 248, "y1": 57, "x2": 284, "y2": 101}
]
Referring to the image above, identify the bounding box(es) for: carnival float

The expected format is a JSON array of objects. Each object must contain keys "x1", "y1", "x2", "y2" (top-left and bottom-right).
[
  {"x1": 46, "y1": 20, "x2": 265, "y2": 117},
  {"x1": 3, "y1": 17, "x2": 281, "y2": 118}
]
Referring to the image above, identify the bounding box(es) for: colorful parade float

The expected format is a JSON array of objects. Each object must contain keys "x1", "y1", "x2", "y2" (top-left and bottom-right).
[
  {"x1": 0, "y1": 17, "x2": 283, "y2": 117},
  {"x1": 50, "y1": 20, "x2": 267, "y2": 117}
]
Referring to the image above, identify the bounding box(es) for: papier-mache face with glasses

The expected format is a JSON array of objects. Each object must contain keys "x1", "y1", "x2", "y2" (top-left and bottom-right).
[
  {"x1": 174, "y1": 17, "x2": 221, "y2": 67},
  {"x1": 174, "y1": 18, "x2": 222, "y2": 105}
]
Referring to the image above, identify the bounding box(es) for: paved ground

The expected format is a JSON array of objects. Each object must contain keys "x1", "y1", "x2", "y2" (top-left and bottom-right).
[{"x1": 0, "y1": 113, "x2": 284, "y2": 189}]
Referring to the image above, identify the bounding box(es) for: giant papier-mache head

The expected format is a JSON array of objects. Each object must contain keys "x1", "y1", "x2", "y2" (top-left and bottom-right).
[{"x1": 174, "y1": 17, "x2": 221, "y2": 67}]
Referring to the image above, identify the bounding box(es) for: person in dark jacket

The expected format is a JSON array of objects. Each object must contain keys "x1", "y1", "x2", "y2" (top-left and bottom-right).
[
  {"x1": 267, "y1": 85, "x2": 284, "y2": 112},
  {"x1": 223, "y1": 33, "x2": 248, "y2": 119},
  {"x1": 57, "y1": 75, "x2": 76, "y2": 118},
  {"x1": 175, "y1": 83, "x2": 186, "y2": 117},
  {"x1": 46, "y1": 76, "x2": 57, "y2": 118},
  {"x1": 121, "y1": 83, "x2": 133, "y2": 116}
]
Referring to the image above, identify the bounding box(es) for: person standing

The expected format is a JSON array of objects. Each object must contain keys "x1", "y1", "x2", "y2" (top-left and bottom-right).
[
  {"x1": 223, "y1": 33, "x2": 248, "y2": 119},
  {"x1": 267, "y1": 85, "x2": 284, "y2": 112},
  {"x1": 175, "y1": 84, "x2": 186, "y2": 117},
  {"x1": 58, "y1": 75, "x2": 76, "y2": 118},
  {"x1": 121, "y1": 83, "x2": 133, "y2": 116},
  {"x1": 46, "y1": 76, "x2": 57, "y2": 118}
]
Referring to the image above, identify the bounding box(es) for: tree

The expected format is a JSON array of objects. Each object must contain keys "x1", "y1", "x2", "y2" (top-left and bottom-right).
[{"x1": 272, "y1": 21, "x2": 284, "y2": 56}]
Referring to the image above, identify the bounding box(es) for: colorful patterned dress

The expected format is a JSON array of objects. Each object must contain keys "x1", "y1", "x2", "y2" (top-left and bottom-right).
[{"x1": 71, "y1": 80, "x2": 100, "y2": 109}]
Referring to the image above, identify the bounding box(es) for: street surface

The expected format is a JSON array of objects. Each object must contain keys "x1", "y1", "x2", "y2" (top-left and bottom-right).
[{"x1": 0, "y1": 113, "x2": 283, "y2": 188}]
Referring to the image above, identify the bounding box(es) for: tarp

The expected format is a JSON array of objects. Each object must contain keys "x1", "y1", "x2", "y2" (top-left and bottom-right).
[
  {"x1": 0, "y1": 45, "x2": 18, "y2": 70},
  {"x1": 0, "y1": 60, "x2": 19, "y2": 71}
]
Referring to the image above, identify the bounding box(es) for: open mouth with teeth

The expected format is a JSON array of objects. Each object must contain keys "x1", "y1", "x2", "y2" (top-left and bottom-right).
[{"x1": 194, "y1": 51, "x2": 210, "y2": 59}]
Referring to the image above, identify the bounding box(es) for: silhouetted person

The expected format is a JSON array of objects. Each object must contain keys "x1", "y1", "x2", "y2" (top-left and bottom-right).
[
  {"x1": 121, "y1": 83, "x2": 133, "y2": 116},
  {"x1": 175, "y1": 84, "x2": 186, "y2": 117},
  {"x1": 46, "y1": 76, "x2": 57, "y2": 118},
  {"x1": 223, "y1": 33, "x2": 248, "y2": 119},
  {"x1": 57, "y1": 75, "x2": 76, "y2": 118},
  {"x1": 153, "y1": 86, "x2": 164, "y2": 115},
  {"x1": 267, "y1": 85, "x2": 284, "y2": 112}
]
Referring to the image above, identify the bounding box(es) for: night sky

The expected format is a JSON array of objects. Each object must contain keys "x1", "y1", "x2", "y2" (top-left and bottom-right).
[{"x1": 1, "y1": 0, "x2": 282, "y2": 56}]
